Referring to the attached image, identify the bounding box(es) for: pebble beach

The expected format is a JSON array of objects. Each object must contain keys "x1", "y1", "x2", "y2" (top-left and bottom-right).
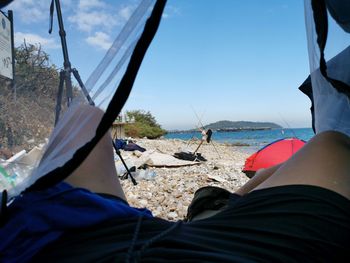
[{"x1": 119, "y1": 138, "x2": 250, "y2": 221}]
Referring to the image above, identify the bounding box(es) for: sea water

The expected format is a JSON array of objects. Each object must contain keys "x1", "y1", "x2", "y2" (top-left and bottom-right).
[{"x1": 164, "y1": 128, "x2": 314, "y2": 154}]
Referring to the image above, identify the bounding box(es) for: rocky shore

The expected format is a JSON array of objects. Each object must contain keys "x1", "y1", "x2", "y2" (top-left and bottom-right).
[{"x1": 119, "y1": 138, "x2": 250, "y2": 221}]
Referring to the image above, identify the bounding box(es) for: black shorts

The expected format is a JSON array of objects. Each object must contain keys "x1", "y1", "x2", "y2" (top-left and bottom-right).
[{"x1": 33, "y1": 185, "x2": 350, "y2": 262}]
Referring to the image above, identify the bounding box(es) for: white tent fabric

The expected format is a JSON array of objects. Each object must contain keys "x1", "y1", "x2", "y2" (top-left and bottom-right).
[
  {"x1": 1, "y1": 0, "x2": 162, "y2": 200},
  {"x1": 85, "y1": 0, "x2": 155, "y2": 109},
  {"x1": 304, "y1": 0, "x2": 350, "y2": 135}
]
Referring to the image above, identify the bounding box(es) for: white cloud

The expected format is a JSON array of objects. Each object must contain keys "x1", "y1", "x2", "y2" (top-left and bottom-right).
[
  {"x1": 68, "y1": 10, "x2": 118, "y2": 32},
  {"x1": 14, "y1": 32, "x2": 60, "y2": 49},
  {"x1": 78, "y1": 0, "x2": 106, "y2": 11},
  {"x1": 86, "y1": 31, "x2": 112, "y2": 50},
  {"x1": 68, "y1": 2, "x2": 136, "y2": 33},
  {"x1": 118, "y1": 5, "x2": 133, "y2": 21},
  {"x1": 6, "y1": 0, "x2": 49, "y2": 23}
]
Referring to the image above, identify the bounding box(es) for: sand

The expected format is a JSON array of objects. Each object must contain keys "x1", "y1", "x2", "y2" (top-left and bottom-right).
[{"x1": 118, "y1": 138, "x2": 250, "y2": 221}]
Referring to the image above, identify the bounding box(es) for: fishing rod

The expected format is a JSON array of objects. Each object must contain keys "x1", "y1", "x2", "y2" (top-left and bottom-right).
[
  {"x1": 191, "y1": 106, "x2": 221, "y2": 159},
  {"x1": 278, "y1": 113, "x2": 298, "y2": 138},
  {"x1": 184, "y1": 106, "x2": 205, "y2": 149}
]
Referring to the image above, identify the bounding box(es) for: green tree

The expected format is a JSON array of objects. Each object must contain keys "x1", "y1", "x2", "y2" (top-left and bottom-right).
[{"x1": 125, "y1": 110, "x2": 166, "y2": 139}]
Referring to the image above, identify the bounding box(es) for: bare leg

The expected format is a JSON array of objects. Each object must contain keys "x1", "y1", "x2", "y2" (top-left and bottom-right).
[
  {"x1": 190, "y1": 131, "x2": 350, "y2": 221},
  {"x1": 65, "y1": 130, "x2": 127, "y2": 202},
  {"x1": 235, "y1": 163, "x2": 282, "y2": 196},
  {"x1": 253, "y1": 131, "x2": 350, "y2": 200},
  {"x1": 45, "y1": 104, "x2": 127, "y2": 201}
]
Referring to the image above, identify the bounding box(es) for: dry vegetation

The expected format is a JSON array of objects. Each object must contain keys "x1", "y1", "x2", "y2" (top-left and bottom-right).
[{"x1": 0, "y1": 43, "x2": 61, "y2": 158}]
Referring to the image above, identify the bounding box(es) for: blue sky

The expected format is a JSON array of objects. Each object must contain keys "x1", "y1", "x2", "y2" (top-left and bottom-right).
[{"x1": 1, "y1": 0, "x2": 334, "y2": 130}]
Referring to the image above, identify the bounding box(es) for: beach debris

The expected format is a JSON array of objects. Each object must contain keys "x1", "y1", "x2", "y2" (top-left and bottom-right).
[
  {"x1": 114, "y1": 138, "x2": 146, "y2": 152},
  {"x1": 207, "y1": 174, "x2": 226, "y2": 183},
  {"x1": 0, "y1": 144, "x2": 45, "y2": 195},
  {"x1": 173, "y1": 151, "x2": 207, "y2": 162},
  {"x1": 134, "y1": 169, "x2": 157, "y2": 181}
]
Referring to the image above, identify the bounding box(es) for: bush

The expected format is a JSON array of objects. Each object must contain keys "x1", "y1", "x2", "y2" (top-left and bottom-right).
[{"x1": 124, "y1": 110, "x2": 166, "y2": 139}]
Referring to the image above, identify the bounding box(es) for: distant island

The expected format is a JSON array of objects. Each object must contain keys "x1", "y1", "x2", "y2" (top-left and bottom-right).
[
  {"x1": 204, "y1": 120, "x2": 282, "y2": 131},
  {"x1": 167, "y1": 120, "x2": 282, "y2": 133}
]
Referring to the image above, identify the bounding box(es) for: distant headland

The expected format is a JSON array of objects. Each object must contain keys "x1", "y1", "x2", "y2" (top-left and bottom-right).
[{"x1": 167, "y1": 120, "x2": 282, "y2": 133}]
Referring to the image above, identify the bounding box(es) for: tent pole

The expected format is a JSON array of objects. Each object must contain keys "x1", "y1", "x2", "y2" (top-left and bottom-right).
[
  {"x1": 50, "y1": 0, "x2": 94, "y2": 126},
  {"x1": 112, "y1": 140, "x2": 137, "y2": 185}
]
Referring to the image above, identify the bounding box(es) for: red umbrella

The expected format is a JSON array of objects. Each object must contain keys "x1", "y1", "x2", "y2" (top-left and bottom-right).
[{"x1": 242, "y1": 138, "x2": 306, "y2": 178}]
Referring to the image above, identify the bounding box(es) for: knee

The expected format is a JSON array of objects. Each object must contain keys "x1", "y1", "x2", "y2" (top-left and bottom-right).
[
  {"x1": 310, "y1": 130, "x2": 350, "y2": 152},
  {"x1": 310, "y1": 131, "x2": 350, "y2": 148}
]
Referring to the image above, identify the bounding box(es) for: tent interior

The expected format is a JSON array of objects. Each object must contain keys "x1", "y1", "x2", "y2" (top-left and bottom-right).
[{"x1": 0, "y1": 0, "x2": 349, "y2": 261}]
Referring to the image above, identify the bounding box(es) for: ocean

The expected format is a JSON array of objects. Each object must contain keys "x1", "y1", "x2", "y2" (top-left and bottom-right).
[{"x1": 164, "y1": 128, "x2": 314, "y2": 154}]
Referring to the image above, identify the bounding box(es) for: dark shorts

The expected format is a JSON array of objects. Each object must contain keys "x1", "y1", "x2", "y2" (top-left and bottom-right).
[{"x1": 33, "y1": 185, "x2": 350, "y2": 262}]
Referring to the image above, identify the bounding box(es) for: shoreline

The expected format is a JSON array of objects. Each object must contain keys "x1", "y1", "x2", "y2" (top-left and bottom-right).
[{"x1": 118, "y1": 138, "x2": 250, "y2": 221}]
